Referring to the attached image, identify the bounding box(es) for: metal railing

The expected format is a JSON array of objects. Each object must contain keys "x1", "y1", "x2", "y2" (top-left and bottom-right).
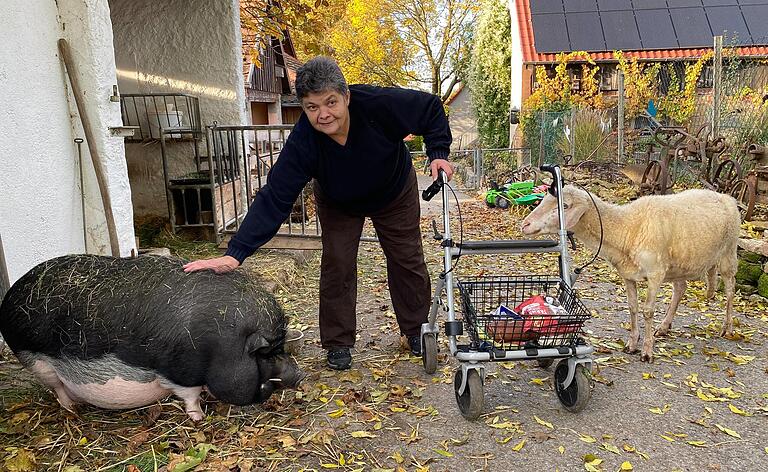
[
  {"x1": 206, "y1": 124, "x2": 321, "y2": 239},
  {"x1": 120, "y1": 94, "x2": 202, "y2": 142}
]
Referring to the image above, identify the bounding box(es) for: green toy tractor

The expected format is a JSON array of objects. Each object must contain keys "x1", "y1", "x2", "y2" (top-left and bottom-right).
[{"x1": 484, "y1": 180, "x2": 544, "y2": 209}]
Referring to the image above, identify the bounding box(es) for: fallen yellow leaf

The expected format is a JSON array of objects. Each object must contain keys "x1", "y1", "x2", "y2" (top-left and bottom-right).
[
  {"x1": 601, "y1": 443, "x2": 621, "y2": 454},
  {"x1": 580, "y1": 434, "x2": 597, "y2": 443},
  {"x1": 727, "y1": 404, "x2": 752, "y2": 417},
  {"x1": 686, "y1": 440, "x2": 707, "y2": 447},
  {"x1": 714, "y1": 424, "x2": 741, "y2": 439},
  {"x1": 350, "y1": 431, "x2": 377, "y2": 438},
  {"x1": 534, "y1": 416, "x2": 554, "y2": 429},
  {"x1": 620, "y1": 461, "x2": 634, "y2": 470},
  {"x1": 512, "y1": 439, "x2": 526, "y2": 452},
  {"x1": 328, "y1": 409, "x2": 345, "y2": 418},
  {"x1": 558, "y1": 445, "x2": 565, "y2": 454}
]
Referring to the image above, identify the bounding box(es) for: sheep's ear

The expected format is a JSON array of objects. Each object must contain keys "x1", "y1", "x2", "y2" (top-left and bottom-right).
[{"x1": 563, "y1": 202, "x2": 587, "y2": 229}]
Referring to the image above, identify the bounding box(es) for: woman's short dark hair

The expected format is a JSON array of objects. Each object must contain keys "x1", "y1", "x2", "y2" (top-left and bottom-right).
[{"x1": 295, "y1": 56, "x2": 349, "y2": 100}]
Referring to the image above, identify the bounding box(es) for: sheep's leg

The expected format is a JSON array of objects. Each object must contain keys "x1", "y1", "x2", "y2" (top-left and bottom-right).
[
  {"x1": 720, "y1": 270, "x2": 736, "y2": 338},
  {"x1": 641, "y1": 277, "x2": 662, "y2": 363},
  {"x1": 705, "y1": 267, "x2": 718, "y2": 300},
  {"x1": 622, "y1": 279, "x2": 641, "y2": 354},
  {"x1": 656, "y1": 280, "x2": 686, "y2": 337}
]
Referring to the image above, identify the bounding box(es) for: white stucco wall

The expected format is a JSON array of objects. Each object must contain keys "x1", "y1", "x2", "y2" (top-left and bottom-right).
[
  {"x1": 509, "y1": 0, "x2": 524, "y2": 143},
  {"x1": 509, "y1": 0, "x2": 524, "y2": 110},
  {"x1": 0, "y1": 0, "x2": 135, "y2": 284},
  {"x1": 110, "y1": 0, "x2": 249, "y2": 218}
]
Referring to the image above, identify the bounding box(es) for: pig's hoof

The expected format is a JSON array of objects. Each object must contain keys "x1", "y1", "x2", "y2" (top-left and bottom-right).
[
  {"x1": 654, "y1": 326, "x2": 670, "y2": 337},
  {"x1": 720, "y1": 327, "x2": 733, "y2": 338},
  {"x1": 186, "y1": 410, "x2": 204, "y2": 422},
  {"x1": 640, "y1": 352, "x2": 654, "y2": 363}
]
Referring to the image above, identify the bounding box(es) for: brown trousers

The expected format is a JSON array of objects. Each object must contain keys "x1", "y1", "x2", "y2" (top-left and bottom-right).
[{"x1": 314, "y1": 169, "x2": 431, "y2": 348}]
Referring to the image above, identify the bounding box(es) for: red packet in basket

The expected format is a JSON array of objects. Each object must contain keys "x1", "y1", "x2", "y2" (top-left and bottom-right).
[{"x1": 515, "y1": 295, "x2": 559, "y2": 333}]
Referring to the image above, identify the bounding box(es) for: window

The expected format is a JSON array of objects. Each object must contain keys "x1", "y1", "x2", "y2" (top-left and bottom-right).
[
  {"x1": 600, "y1": 64, "x2": 619, "y2": 91},
  {"x1": 697, "y1": 64, "x2": 714, "y2": 88}
]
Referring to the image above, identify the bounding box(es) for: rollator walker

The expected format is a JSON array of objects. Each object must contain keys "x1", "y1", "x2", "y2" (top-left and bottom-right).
[{"x1": 420, "y1": 164, "x2": 594, "y2": 420}]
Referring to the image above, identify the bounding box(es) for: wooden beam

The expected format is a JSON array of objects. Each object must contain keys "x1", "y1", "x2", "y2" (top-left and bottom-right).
[{"x1": 219, "y1": 234, "x2": 323, "y2": 251}]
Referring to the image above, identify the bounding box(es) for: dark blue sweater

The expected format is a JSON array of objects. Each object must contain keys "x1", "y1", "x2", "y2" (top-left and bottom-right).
[{"x1": 226, "y1": 84, "x2": 452, "y2": 263}]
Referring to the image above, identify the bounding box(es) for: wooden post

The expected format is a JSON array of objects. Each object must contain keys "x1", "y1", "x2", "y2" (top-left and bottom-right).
[
  {"x1": 0, "y1": 234, "x2": 10, "y2": 301},
  {"x1": 618, "y1": 70, "x2": 625, "y2": 163},
  {"x1": 58, "y1": 39, "x2": 120, "y2": 257},
  {"x1": 569, "y1": 107, "x2": 576, "y2": 159},
  {"x1": 712, "y1": 35, "x2": 723, "y2": 138}
]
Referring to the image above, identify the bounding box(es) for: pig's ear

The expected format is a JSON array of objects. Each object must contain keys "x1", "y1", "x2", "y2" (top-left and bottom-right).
[{"x1": 245, "y1": 333, "x2": 272, "y2": 355}]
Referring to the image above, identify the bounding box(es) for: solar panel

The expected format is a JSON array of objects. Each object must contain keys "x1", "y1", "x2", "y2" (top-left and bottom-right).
[
  {"x1": 597, "y1": 0, "x2": 632, "y2": 10},
  {"x1": 666, "y1": 0, "x2": 703, "y2": 7},
  {"x1": 567, "y1": 12, "x2": 606, "y2": 51},
  {"x1": 631, "y1": 0, "x2": 669, "y2": 9},
  {"x1": 531, "y1": 13, "x2": 571, "y2": 53},
  {"x1": 635, "y1": 9, "x2": 679, "y2": 49},
  {"x1": 563, "y1": 0, "x2": 598, "y2": 12},
  {"x1": 706, "y1": 6, "x2": 752, "y2": 44},
  {"x1": 529, "y1": 0, "x2": 565, "y2": 14},
  {"x1": 741, "y1": 5, "x2": 768, "y2": 41},
  {"x1": 527, "y1": 0, "x2": 768, "y2": 57},
  {"x1": 671, "y1": 7, "x2": 713, "y2": 47},
  {"x1": 601, "y1": 10, "x2": 643, "y2": 50}
]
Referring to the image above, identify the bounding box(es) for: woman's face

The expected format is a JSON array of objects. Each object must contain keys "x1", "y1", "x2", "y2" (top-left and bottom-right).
[{"x1": 301, "y1": 89, "x2": 350, "y2": 140}]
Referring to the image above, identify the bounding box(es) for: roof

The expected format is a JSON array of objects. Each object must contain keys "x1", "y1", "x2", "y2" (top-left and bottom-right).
[
  {"x1": 517, "y1": 0, "x2": 768, "y2": 64},
  {"x1": 444, "y1": 83, "x2": 465, "y2": 106}
]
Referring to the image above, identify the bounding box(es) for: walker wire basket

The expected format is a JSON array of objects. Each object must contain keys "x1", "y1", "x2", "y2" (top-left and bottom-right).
[{"x1": 457, "y1": 275, "x2": 591, "y2": 351}]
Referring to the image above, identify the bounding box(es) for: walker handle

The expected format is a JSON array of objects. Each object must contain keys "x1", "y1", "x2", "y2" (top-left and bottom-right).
[
  {"x1": 540, "y1": 164, "x2": 564, "y2": 197},
  {"x1": 422, "y1": 173, "x2": 444, "y2": 201}
]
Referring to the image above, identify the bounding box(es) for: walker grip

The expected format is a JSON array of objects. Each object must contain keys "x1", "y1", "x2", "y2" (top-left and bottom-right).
[{"x1": 422, "y1": 174, "x2": 444, "y2": 201}]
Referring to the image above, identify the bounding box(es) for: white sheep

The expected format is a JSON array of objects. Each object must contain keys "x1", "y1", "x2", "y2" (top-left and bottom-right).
[{"x1": 521, "y1": 186, "x2": 740, "y2": 362}]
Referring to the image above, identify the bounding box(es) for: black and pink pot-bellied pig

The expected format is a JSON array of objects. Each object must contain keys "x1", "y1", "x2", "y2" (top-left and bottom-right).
[{"x1": 0, "y1": 254, "x2": 303, "y2": 421}]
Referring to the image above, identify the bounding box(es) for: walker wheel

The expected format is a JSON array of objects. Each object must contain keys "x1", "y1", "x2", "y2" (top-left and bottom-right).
[
  {"x1": 537, "y1": 358, "x2": 554, "y2": 369},
  {"x1": 422, "y1": 334, "x2": 438, "y2": 374},
  {"x1": 454, "y1": 369, "x2": 484, "y2": 420},
  {"x1": 495, "y1": 196, "x2": 510, "y2": 209},
  {"x1": 553, "y1": 360, "x2": 592, "y2": 413}
]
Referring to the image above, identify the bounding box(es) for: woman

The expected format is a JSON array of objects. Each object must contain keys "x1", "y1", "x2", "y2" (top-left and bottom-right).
[{"x1": 184, "y1": 56, "x2": 453, "y2": 370}]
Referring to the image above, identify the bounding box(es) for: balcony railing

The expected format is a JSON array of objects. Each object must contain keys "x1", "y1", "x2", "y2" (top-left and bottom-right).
[{"x1": 120, "y1": 94, "x2": 202, "y2": 142}]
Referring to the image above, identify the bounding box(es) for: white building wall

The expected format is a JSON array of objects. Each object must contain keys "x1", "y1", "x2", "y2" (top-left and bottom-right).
[
  {"x1": 509, "y1": 0, "x2": 524, "y2": 110},
  {"x1": 509, "y1": 0, "x2": 525, "y2": 144},
  {"x1": 110, "y1": 0, "x2": 249, "y2": 218},
  {"x1": 0, "y1": 0, "x2": 135, "y2": 284},
  {"x1": 448, "y1": 88, "x2": 480, "y2": 150}
]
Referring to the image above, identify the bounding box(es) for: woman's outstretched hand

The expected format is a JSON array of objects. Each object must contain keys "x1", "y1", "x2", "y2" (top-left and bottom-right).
[{"x1": 183, "y1": 255, "x2": 240, "y2": 274}]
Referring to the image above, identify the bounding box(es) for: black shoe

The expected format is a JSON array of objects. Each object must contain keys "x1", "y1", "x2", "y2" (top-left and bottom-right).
[
  {"x1": 327, "y1": 348, "x2": 352, "y2": 370},
  {"x1": 407, "y1": 335, "x2": 422, "y2": 357}
]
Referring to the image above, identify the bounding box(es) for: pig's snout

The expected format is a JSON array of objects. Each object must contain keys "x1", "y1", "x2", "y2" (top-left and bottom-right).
[{"x1": 268, "y1": 365, "x2": 305, "y2": 389}]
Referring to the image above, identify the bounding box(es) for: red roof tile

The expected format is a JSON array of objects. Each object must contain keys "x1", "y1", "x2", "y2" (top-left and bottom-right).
[{"x1": 516, "y1": 0, "x2": 768, "y2": 64}]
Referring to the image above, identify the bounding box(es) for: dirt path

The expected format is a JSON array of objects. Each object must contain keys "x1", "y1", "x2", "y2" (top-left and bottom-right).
[{"x1": 1, "y1": 183, "x2": 767, "y2": 472}]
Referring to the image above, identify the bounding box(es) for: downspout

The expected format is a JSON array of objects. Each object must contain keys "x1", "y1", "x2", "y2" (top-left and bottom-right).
[{"x1": 58, "y1": 39, "x2": 120, "y2": 257}]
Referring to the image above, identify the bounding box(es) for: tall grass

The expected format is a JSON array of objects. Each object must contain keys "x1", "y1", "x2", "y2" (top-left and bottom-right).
[{"x1": 557, "y1": 108, "x2": 614, "y2": 163}]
